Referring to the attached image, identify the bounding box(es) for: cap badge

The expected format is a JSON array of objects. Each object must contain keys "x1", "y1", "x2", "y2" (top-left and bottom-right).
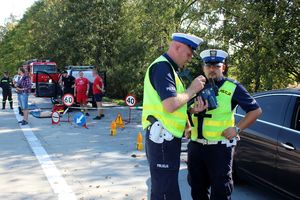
[{"x1": 210, "y1": 50, "x2": 217, "y2": 57}]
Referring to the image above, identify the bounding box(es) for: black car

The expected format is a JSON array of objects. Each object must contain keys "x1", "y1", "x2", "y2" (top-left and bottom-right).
[{"x1": 234, "y1": 89, "x2": 300, "y2": 200}]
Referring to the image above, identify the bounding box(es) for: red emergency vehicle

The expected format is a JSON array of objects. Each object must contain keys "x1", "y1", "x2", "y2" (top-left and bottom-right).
[{"x1": 23, "y1": 59, "x2": 60, "y2": 91}]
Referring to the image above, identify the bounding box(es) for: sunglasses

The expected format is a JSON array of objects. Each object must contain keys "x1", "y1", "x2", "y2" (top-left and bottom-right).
[{"x1": 204, "y1": 63, "x2": 224, "y2": 68}]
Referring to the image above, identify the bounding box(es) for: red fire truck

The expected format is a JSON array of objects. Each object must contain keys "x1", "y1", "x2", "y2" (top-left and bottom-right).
[{"x1": 23, "y1": 59, "x2": 60, "y2": 91}]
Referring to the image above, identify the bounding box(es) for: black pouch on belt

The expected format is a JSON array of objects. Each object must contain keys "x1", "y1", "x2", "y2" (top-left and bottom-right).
[{"x1": 147, "y1": 115, "x2": 158, "y2": 125}]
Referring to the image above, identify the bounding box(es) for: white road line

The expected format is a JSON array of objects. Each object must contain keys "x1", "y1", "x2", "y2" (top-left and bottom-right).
[{"x1": 14, "y1": 108, "x2": 76, "y2": 200}]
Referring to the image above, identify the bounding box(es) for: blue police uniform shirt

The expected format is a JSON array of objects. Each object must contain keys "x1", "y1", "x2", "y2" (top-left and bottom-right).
[
  {"x1": 149, "y1": 53, "x2": 179, "y2": 101},
  {"x1": 196, "y1": 77, "x2": 260, "y2": 139}
]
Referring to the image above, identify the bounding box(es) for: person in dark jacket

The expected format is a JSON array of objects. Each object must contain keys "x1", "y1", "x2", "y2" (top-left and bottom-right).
[
  {"x1": 59, "y1": 70, "x2": 75, "y2": 95},
  {"x1": 0, "y1": 71, "x2": 13, "y2": 109}
]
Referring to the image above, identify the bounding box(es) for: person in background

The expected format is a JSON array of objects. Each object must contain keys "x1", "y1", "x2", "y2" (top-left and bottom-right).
[
  {"x1": 92, "y1": 69, "x2": 105, "y2": 120},
  {"x1": 59, "y1": 70, "x2": 75, "y2": 95},
  {"x1": 16, "y1": 67, "x2": 32, "y2": 125},
  {"x1": 0, "y1": 71, "x2": 13, "y2": 110},
  {"x1": 13, "y1": 69, "x2": 23, "y2": 115},
  {"x1": 74, "y1": 71, "x2": 90, "y2": 116}
]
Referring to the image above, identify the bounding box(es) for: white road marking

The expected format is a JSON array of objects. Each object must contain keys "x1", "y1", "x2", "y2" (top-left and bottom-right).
[{"x1": 14, "y1": 108, "x2": 76, "y2": 200}]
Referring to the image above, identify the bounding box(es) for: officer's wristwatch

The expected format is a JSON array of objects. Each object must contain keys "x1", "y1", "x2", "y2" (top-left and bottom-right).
[{"x1": 234, "y1": 126, "x2": 241, "y2": 135}]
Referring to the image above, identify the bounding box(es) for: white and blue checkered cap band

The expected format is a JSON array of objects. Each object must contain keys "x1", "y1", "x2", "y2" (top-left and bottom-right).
[
  {"x1": 172, "y1": 33, "x2": 203, "y2": 50},
  {"x1": 200, "y1": 49, "x2": 228, "y2": 63}
]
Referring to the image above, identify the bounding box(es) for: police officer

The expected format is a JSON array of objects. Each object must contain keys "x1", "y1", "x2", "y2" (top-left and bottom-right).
[
  {"x1": 142, "y1": 33, "x2": 206, "y2": 200},
  {"x1": 0, "y1": 71, "x2": 13, "y2": 110},
  {"x1": 187, "y1": 49, "x2": 262, "y2": 200}
]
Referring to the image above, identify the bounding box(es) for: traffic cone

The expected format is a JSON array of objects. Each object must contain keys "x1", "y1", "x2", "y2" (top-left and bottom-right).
[
  {"x1": 137, "y1": 132, "x2": 143, "y2": 151},
  {"x1": 115, "y1": 113, "x2": 125, "y2": 129},
  {"x1": 110, "y1": 121, "x2": 117, "y2": 136}
]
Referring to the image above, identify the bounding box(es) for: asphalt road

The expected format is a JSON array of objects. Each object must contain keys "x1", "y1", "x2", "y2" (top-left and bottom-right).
[{"x1": 0, "y1": 90, "x2": 290, "y2": 200}]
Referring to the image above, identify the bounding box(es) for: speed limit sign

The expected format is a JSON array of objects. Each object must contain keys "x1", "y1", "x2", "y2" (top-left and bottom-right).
[
  {"x1": 52, "y1": 111, "x2": 60, "y2": 125},
  {"x1": 125, "y1": 94, "x2": 137, "y2": 107},
  {"x1": 62, "y1": 93, "x2": 74, "y2": 107}
]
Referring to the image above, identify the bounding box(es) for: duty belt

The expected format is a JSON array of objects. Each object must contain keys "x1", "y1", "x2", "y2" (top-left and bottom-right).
[{"x1": 195, "y1": 138, "x2": 237, "y2": 147}]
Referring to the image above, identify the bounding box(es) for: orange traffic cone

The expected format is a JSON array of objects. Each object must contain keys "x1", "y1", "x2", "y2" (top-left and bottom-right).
[
  {"x1": 110, "y1": 121, "x2": 117, "y2": 136},
  {"x1": 137, "y1": 132, "x2": 143, "y2": 151},
  {"x1": 115, "y1": 113, "x2": 125, "y2": 129}
]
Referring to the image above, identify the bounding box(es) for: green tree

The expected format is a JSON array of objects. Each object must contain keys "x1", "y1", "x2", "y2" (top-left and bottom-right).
[
  {"x1": 0, "y1": 0, "x2": 298, "y2": 98},
  {"x1": 215, "y1": 0, "x2": 300, "y2": 91}
]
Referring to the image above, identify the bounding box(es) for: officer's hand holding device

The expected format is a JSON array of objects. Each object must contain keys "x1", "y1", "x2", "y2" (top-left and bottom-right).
[
  {"x1": 179, "y1": 67, "x2": 218, "y2": 111},
  {"x1": 198, "y1": 78, "x2": 218, "y2": 110},
  {"x1": 188, "y1": 78, "x2": 219, "y2": 111},
  {"x1": 190, "y1": 96, "x2": 208, "y2": 114},
  {"x1": 187, "y1": 75, "x2": 206, "y2": 97}
]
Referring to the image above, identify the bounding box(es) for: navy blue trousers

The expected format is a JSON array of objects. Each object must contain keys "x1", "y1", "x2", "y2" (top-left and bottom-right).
[
  {"x1": 187, "y1": 141, "x2": 234, "y2": 200},
  {"x1": 145, "y1": 130, "x2": 182, "y2": 200}
]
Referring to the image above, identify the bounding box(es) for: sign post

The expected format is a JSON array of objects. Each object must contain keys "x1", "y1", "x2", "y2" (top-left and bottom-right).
[
  {"x1": 125, "y1": 94, "x2": 137, "y2": 124},
  {"x1": 52, "y1": 111, "x2": 60, "y2": 125},
  {"x1": 73, "y1": 112, "x2": 87, "y2": 128}
]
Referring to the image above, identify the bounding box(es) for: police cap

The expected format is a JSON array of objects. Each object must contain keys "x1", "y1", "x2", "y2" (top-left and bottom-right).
[{"x1": 172, "y1": 33, "x2": 203, "y2": 50}]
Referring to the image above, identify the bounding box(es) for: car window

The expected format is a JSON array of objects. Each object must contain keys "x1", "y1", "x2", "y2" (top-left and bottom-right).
[
  {"x1": 255, "y1": 95, "x2": 290, "y2": 125},
  {"x1": 292, "y1": 98, "x2": 300, "y2": 131},
  {"x1": 33, "y1": 65, "x2": 57, "y2": 73},
  {"x1": 71, "y1": 70, "x2": 94, "y2": 82}
]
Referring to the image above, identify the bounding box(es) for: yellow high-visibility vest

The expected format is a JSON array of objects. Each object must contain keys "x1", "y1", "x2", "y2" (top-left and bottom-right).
[
  {"x1": 191, "y1": 80, "x2": 237, "y2": 141},
  {"x1": 142, "y1": 55, "x2": 187, "y2": 138}
]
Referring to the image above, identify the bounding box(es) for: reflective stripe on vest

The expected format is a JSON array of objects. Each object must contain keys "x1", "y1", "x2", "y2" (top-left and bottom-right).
[
  {"x1": 142, "y1": 55, "x2": 187, "y2": 138},
  {"x1": 191, "y1": 80, "x2": 237, "y2": 141}
]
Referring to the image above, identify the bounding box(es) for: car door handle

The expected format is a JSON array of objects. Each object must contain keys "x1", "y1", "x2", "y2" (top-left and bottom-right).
[{"x1": 280, "y1": 143, "x2": 295, "y2": 151}]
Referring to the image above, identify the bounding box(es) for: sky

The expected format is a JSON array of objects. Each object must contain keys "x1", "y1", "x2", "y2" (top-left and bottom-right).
[{"x1": 0, "y1": 0, "x2": 38, "y2": 26}]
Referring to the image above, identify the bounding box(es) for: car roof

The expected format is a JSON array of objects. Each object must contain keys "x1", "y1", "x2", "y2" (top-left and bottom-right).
[
  {"x1": 30, "y1": 62, "x2": 56, "y2": 65},
  {"x1": 253, "y1": 88, "x2": 300, "y2": 97},
  {"x1": 70, "y1": 69, "x2": 92, "y2": 71},
  {"x1": 66, "y1": 66, "x2": 94, "y2": 70}
]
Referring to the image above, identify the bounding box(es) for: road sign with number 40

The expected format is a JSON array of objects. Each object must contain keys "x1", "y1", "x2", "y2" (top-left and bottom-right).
[{"x1": 125, "y1": 94, "x2": 137, "y2": 107}]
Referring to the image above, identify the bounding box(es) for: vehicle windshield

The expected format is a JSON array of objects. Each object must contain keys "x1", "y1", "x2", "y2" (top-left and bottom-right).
[
  {"x1": 71, "y1": 70, "x2": 94, "y2": 82},
  {"x1": 33, "y1": 65, "x2": 57, "y2": 73}
]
